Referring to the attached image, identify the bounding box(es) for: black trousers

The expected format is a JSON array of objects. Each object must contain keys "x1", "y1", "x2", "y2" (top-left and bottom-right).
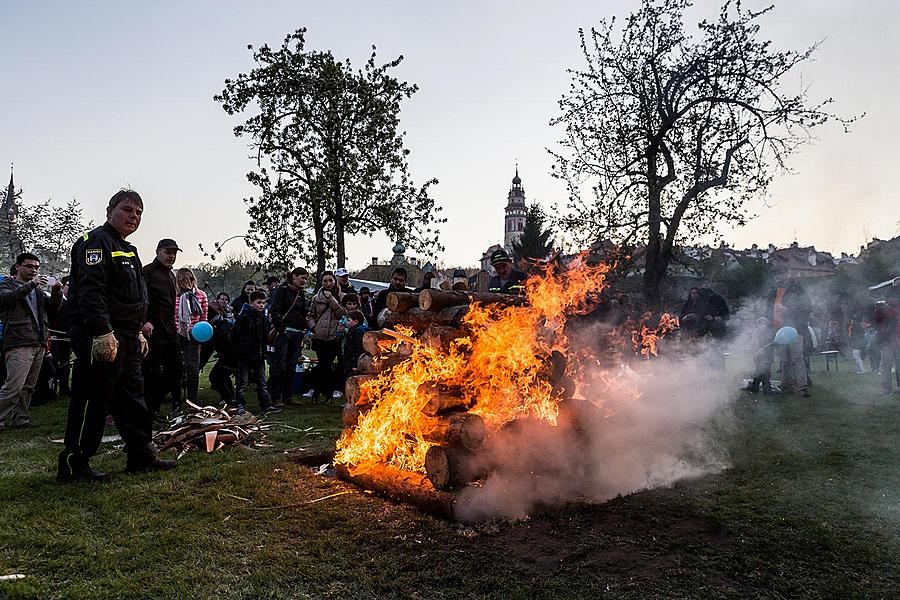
[
  {"x1": 58, "y1": 332, "x2": 155, "y2": 475},
  {"x1": 269, "y1": 330, "x2": 303, "y2": 404},
  {"x1": 209, "y1": 358, "x2": 235, "y2": 403},
  {"x1": 143, "y1": 336, "x2": 183, "y2": 414},
  {"x1": 311, "y1": 338, "x2": 341, "y2": 399},
  {"x1": 51, "y1": 340, "x2": 72, "y2": 394}
]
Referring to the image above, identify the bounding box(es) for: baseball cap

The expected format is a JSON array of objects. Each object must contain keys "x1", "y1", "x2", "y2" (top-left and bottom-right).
[
  {"x1": 335, "y1": 267, "x2": 350, "y2": 277},
  {"x1": 156, "y1": 238, "x2": 181, "y2": 251},
  {"x1": 489, "y1": 249, "x2": 512, "y2": 265}
]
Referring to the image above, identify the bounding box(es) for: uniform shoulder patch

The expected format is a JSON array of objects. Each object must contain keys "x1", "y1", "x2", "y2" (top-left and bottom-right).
[{"x1": 85, "y1": 249, "x2": 103, "y2": 265}]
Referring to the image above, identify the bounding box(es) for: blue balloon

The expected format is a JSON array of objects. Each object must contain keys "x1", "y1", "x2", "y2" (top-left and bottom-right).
[
  {"x1": 191, "y1": 321, "x2": 213, "y2": 343},
  {"x1": 773, "y1": 326, "x2": 799, "y2": 346}
]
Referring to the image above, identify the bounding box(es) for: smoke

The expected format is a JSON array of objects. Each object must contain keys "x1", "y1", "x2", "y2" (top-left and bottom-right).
[{"x1": 454, "y1": 337, "x2": 736, "y2": 522}]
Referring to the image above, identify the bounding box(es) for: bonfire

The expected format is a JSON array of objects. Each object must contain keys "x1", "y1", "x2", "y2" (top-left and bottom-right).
[{"x1": 333, "y1": 255, "x2": 678, "y2": 518}]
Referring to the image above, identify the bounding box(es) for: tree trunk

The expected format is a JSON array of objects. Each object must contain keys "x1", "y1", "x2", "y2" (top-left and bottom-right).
[
  {"x1": 422, "y1": 412, "x2": 486, "y2": 451},
  {"x1": 386, "y1": 292, "x2": 420, "y2": 313},
  {"x1": 334, "y1": 463, "x2": 455, "y2": 519}
]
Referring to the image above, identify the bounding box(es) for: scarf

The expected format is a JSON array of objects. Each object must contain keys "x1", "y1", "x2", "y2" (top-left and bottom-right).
[{"x1": 178, "y1": 289, "x2": 202, "y2": 338}]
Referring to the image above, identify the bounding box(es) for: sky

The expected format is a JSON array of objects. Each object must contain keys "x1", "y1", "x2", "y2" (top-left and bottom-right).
[{"x1": 2, "y1": 0, "x2": 899, "y2": 273}]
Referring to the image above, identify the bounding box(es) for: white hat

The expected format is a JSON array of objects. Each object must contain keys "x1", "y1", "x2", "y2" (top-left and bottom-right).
[{"x1": 335, "y1": 267, "x2": 350, "y2": 277}]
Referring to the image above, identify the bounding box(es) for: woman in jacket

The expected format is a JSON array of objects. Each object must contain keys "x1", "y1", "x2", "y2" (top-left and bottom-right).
[
  {"x1": 174, "y1": 268, "x2": 208, "y2": 405},
  {"x1": 306, "y1": 271, "x2": 345, "y2": 403}
]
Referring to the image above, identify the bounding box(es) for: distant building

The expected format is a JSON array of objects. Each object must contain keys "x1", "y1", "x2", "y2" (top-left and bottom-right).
[
  {"x1": 0, "y1": 166, "x2": 23, "y2": 263},
  {"x1": 504, "y1": 167, "x2": 526, "y2": 249},
  {"x1": 768, "y1": 242, "x2": 836, "y2": 279}
]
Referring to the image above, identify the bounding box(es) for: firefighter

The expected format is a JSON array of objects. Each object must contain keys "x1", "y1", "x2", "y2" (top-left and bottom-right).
[
  {"x1": 487, "y1": 249, "x2": 527, "y2": 295},
  {"x1": 57, "y1": 189, "x2": 176, "y2": 483}
]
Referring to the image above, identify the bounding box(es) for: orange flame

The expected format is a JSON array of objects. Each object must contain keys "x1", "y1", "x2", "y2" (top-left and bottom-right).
[{"x1": 334, "y1": 256, "x2": 677, "y2": 475}]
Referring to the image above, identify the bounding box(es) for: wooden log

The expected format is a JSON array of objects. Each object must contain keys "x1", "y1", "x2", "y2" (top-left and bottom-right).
[
  {"x1": 342, "y1": 402, "x2": 374, "y2": 427},
  {"x1": 418, "y1": 383, "x2": 470, "y2": 417},
  {"x1": 434, "y1": 305, "x2": 469, "y2": 327},
  {"x1": 374, "y1": 352, "x2": 410, "y2": 373},
  {"x1": 334, "y1": 463, "x2": 455, "y2": 519},
  {"x1": 357, "y1": 354, "x2": 375, "y2": 375},
  {"x1": 386, "y1": 291, "x2": 420, "y2": 313},
  {"x1": 419, "y1": 325, "x2": 467, "y2": 353},
  {"x1": 424, "y1": 444, "x2": 485, "y2": 490},
  {"x1": 381, "y1": 307, "x2": 435, "y2": 330},
  {"x1": 419, "y1": 289, "x2": 527, "y2": 312},
  {"x1": 362, "y1": 330, "x2": 395, "y2": 356},
  {"x1": 423, "y1": 412, "x2": 486, "y2": 451},
  {"x1": 345, "y1": 375, "x2": 376, "y2": 405}
]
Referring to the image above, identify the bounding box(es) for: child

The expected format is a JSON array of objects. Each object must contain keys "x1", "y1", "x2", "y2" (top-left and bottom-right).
[
  {"x1": 749, "y1": 316, "x2": 774, "y2": 395},
  {"x1": 342, "y1": 310, "x2": 369, "y2": 385},
  {"x1": 825, "y1": 320, "x2": 843, "y2": 356},
  {"x1": 848, "y1": 318, "x2": 867, "y2": 374},
  {"x1": 232, "y1": 290, "x2": 280, "y2": 415},
  {"x1": 864, "y1": 321, "x2": 880, "y2": 373}
]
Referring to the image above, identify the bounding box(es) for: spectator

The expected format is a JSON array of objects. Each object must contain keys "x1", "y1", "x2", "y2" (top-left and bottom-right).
[
  {"x1": 207, "y1": 292, "x2": 236, "y2": 405},
  {"x1": 141, "y1": 239, "x2": 183, "y2": 416},
  {"x1": 233, "y1": 290, "x2": 278, "y2": 414},
  {"x1": 864, "y1": 321, "x2": 880, "y2": 373},
  {"x1": 0, "y1": 252, "x2": 61, "y2": 430},
  {"x1": 263, "y1": 275, "x2": 280, "y2": 311},
  {"x1": 679, "y1": 287, "x2": 703, "y2": 338},
  {"x1": 487, "y1": 249, "x2": 527, "y2": 294},
  {"x1": 371, "y1": 267, "x2": 410, "y2": 328},
  {"x1": 451, "y1": 269, "x2": 469, "y2": 291},
  {"x1": 770, "y1": 276, "x2": 811, "y2": 397},
  {"x1": 414, "y1": 269, "x2": 436, "y2": 293},
  {"x1": 335, "y1": 293, "x2": 361, "y2": 392},
  {"x1": 335, "y1": 267, "x2": 355, "y2": 295},
  {"x1": 826, "y1": 320, "x2": 844, "y2": 356},
  {"x1": 175, "y1": 267, "x2": 208, "y2": 406},
  {"x1": 48, "y1": 275, "x2": 72, "y2": 396},
  {"x1": 342, "y1": 310, "x2": 369, "y2": 384},
  {"x1": 698, "y1": 288, "x2": 729, "y2": 340},
  {"x1": 874, "y1": 287, "x2": 899, "y2": 396},
  {"x1": 848, "y1": 317, "x2": 867, "y2": 374},
  {"x1": 306, "y1": 271, "x2": 346, "y2": 403},
  {"x1": 201, "y1": 292, "x2": 233, "y2": 371},
  {"x1": 358, "y1": 287, "x2": 374, "y2": 323},
  {"x1": 748, "y1": 317, "x2": 774, "y2": 395},
  {"x1": 268, "y1": 267, "x2": 309, "y2": 408},
  {"x1": 231, "y1": 280, "x2": 256, "y2": 315}
]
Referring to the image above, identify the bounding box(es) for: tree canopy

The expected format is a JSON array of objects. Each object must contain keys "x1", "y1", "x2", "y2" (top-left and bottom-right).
[
  {"x1": 216, "y1": 28, "x2": 443, "y2": 277},
  {"x1": 550, "y1": 0, "x2": 856, "y2": 306},
  {"x1": 512, "y1": 204, "x2": 555, "y2": 264}
]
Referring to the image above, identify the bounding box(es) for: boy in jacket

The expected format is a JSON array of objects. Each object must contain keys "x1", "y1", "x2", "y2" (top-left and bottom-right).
[{"x1": 233, "y1": 291, "x2": 279, "y2": 415}]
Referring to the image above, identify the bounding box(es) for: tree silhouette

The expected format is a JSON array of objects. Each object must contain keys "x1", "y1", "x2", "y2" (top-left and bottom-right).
[{"x1": 512, "y1": 204, "x2": 554, "y2": 263}]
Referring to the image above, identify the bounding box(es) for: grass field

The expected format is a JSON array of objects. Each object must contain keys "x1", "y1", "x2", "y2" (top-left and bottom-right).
[{"x1": 1, "y1": 355, "x2": 898, "y2": 599}]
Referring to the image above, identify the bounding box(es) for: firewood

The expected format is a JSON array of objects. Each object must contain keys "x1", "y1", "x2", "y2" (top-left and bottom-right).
[
  {"x1": 345, "y1": 375, "x2": 376, "y2": 405},
  {"x1": 419, "y1": 325, "x2": 468, "y2": 353},
  {"x1": 381, "y1": 307, "x2": 435, "y2": 330},
  {"x1": 418, "y1": 383, "x2": 470, "y2": 416},
  {"x1": 434, "y1": 305, "x2": 470, "y2": 327},
  {"x1": 357, "y1": 354, "x2": 375, "y2": 375},
  {"x1": 424, "y1": 444, "x2": 485, "y2": 490},
  {"x1": 374, "y1": 352, "x2": 410, "y2": 373},
  {"x1": 342, "y1": 402, "x2": 374, "y2": 427},
  {"x1": 386, "y1": 291, "x2": 420, "y2": 313},
  {"x1": 335, "y1": 463, "x2": 455, "y2": 519},
  {"x1": 419, "y1": 289, "x2": 526, "y2": 312},
  {"x1": 362, "y1": 330, "x2": 395, "y2": 356},
  {"x1": 423, "y1": 412, "x2": 486, "y2": 451}
]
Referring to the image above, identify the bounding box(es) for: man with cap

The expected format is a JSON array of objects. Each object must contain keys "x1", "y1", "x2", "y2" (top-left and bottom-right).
[
  {"x1": 335, "y1": 267, "x2": 355, "y2": 295},
  {"x1": 57, "y1": 189, "x2": 176, "y2": 483},
  {"x1": 141, "y1": 238, "x2": 184, "y2": 417},
  {"x1": 488, "y1": 249, "x2": 527, "y2": 295},
  {"x1": 414, "y1": 268, "x2": 437, "y2": 293}
]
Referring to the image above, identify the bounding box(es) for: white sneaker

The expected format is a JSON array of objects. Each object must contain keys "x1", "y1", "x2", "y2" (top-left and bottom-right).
[
  {"x1": 332, "y1": 390, "x2": 343, "y2": 399},
  {"x1": 302, "y1": 390, "x2": 314, "y2": 398}
]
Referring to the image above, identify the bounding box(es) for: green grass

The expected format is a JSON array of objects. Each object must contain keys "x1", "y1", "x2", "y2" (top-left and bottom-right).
[{"x1": 1, "y1": 356, "x2": 899, "y2": 599}]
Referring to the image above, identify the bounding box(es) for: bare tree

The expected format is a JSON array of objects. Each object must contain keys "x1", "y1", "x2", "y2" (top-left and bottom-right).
[{"x1": 550, "y1": 0, "x2": 857, "y2": 306}]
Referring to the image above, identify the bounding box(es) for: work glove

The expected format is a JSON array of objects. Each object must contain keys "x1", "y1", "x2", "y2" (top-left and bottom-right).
[
  {"x1": 138, "y1": 332, "x2": 149, "y2": 357},
  {"x1": 91, "y1": 332, "x2": 119, "y2": 363}
]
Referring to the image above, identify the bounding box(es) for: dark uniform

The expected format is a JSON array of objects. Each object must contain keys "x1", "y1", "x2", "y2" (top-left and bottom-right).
[
  {"x1": 58, "y1": 222, "x2": 156, "y2": 478},
  {"x1": 142, "y1": 258, "x2": 183, "y2": 414},
  {"x1": 488, "y1": 269, "x2": 527, "y2": 295}
]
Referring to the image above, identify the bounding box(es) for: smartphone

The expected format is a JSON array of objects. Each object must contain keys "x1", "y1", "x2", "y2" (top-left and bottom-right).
[{"x1": 47, "y1": 276, "x2": 58, "y2": 286}]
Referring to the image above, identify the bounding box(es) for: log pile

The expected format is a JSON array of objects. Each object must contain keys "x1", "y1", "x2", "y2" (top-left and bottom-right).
[
  {"x1": 154, "y1": 401, "x2": 269, "y2": 456},
  {"x1": 335, "y1": 290, "x2": 526, "y2": 518}
]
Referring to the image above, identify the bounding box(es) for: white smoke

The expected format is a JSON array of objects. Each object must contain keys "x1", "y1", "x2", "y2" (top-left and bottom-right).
[{"x1": 454, "y1": 340, "x2": 736, "y2": 522}]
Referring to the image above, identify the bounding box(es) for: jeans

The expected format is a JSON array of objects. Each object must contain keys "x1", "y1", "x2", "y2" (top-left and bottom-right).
[
  {"x1": 880, "y1": 342, "x2": 898, "y2": 395},
  {"x1": 236, "y1": 357, "x2": 270, "y2": 410},
  {"x1": 269, "y1": 330, "x2": 303, "y2": 405},
  {"x1": 179, "y1": 337, "x2": 201, "y2": 403}
]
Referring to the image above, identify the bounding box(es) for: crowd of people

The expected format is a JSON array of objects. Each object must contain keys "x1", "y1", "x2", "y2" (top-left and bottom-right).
[{"x1": 0, "y1": 187, "x2": 896, "y2": 483}]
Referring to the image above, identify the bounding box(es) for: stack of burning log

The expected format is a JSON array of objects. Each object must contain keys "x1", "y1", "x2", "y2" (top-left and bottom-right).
[
  {"x1": 155, "y1": 401, "x2": 269, "y2": 456},
  {"x1": 337, "y1": 289, "x2": 528, "y2": 517}
]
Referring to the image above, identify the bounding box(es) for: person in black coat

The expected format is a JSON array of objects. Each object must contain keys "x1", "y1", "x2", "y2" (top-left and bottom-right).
[{"x1": 232, "y1": 290, "x2": 278, "y2": 414}]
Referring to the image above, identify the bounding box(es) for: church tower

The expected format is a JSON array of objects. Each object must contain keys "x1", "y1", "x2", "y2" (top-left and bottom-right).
[
  {"x1": 0, "y1": 166, "x2": 22, "y2": 262},
  {"x1": 504, "y1": 166, "x2": 526, "y2": 248}
]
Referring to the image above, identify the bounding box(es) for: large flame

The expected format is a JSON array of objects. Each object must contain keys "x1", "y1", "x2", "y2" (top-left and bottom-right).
[{"x1": 335, "y1": 256, "x2": 675, "y2": 475}]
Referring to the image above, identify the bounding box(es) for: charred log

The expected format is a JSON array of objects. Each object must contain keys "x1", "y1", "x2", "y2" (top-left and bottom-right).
[
  {"x1": 345, "y1": 375, "x2": 376, "y2": 405},
  {"x1": 419, "y1": 325, "x2": 468, "y2": 353},
  {"x1": 424, "y1": 444, "x2": 486, "y2": 490},
  {"x1": 418, "y1": 383, "x2": 471, "y2": 417},
  {"x1": 423, "y1": 412, "x2": 486, "y2": 451},
  {"x1": 335, "y1": 463, "x2": 455, "y2": 519}
]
